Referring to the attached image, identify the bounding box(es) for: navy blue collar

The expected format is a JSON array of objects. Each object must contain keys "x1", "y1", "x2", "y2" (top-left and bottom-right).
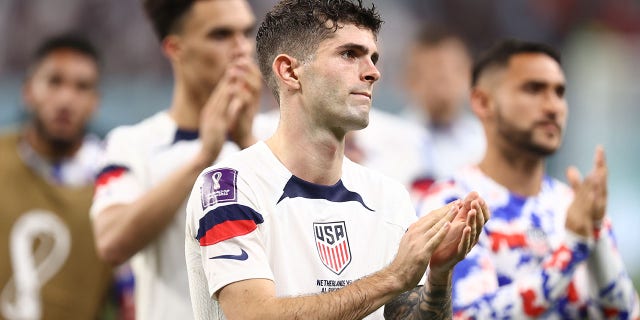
[
  {"x1": 172, "y1": 128, "x2": 199, "y2": 144},
  {"x1": 277, "y1": 175, "x2": 374, "y2": 211}
]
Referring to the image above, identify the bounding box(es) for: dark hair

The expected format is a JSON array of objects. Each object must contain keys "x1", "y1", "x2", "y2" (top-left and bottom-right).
[
  {"x1": 30, "y1": 34, "x2": 100, "y2": 72},
  {"x1": 471, "y1": 39, "x2": 561, "y2": 87},
  {"x1": 256, "y1": 0, "x2": 383, "y2": 99},
  {"x1": 142, "y1": 0, "x2": 197, "y2": 41}
]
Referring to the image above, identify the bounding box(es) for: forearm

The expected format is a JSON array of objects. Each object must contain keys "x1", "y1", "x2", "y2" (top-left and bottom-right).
[
  {"x1": 221, "y1": 269, "x2": 405, "y2": 320},
  {"x1": 588, "y1": 219, "x2": 640, "y2": 313},
  {"x1": 94, "y1": 155, "x2": 211, "y2": 265},
  {"x1": 384, "y1": 271, "x2": 452, "y2": 320}
]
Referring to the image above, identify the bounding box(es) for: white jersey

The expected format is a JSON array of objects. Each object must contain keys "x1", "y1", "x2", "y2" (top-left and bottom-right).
[
  {"x1": 185, "y1": 141, "x2": 417, "y2": 319},
  {"x1": 252, "y1": 108, "x2": 428, "y2": 188},
  {"x1": 91, "y1": 112, "x2": 240, "y2": 320},
  {"x1": 18, "y1": 133, "x2": 102, "y2": 187}
]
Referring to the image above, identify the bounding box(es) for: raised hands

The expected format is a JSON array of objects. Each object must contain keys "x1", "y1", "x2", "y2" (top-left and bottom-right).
[
  {"x1": 226, "y1": 57, "x2": 262, "y2": 149},
  {"x1": 388, "y1": 192, "x2": 489, "y2": 291},
  {"x1": 565, "y1": 146, "x2": 608, "y2": 237},
  {"x1": 198, "y1": 58, "x2": 262, "y2": 164},
  {"x1": 428, "y1": 192, "x2": 490, "y2": 277}
]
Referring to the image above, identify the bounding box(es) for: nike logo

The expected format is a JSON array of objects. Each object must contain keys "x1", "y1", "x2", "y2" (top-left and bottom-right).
[{"x1": 210, "y1": 249, "x2": 248, "y2": 261}]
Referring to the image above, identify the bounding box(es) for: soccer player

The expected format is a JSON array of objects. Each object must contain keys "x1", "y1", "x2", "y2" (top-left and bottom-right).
[
  {"x1": 416, "y1": 39, "x2": 640, "y2": 318},
  {"x1": 90, "y1": 0, "x2": 261, "y2": 319},
  {"x1": 403, "y1": 24, "x2": 485, "y2": 194},
  {"x1": 0, "y1": 35, "x2": 112, "y2": 319},
  {"x1": 185, "y1": 1, "x2": 489, "y2": 319}
]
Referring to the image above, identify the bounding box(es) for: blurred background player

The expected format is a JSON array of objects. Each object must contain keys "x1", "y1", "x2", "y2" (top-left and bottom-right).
[
  {"x1": 0, "y1": 34, "x2": 112, "y2": 320},
  {"x1": 403, "y1": 24, "x2": 485, "y2": 194},
  {"x1": 90, "y1": 0, "x2": 261, "y2": 319},
  {"x1": 416, "y1": 39, "x2": 639, "y2": 318}
]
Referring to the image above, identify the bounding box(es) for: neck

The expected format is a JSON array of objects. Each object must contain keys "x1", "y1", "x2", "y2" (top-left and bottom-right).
[
  {"x1": 168, "y1": 77, "x2": 208, "y2": 130},
  {"x1": 478, "y1": 143, "x2": 546, "y2": 196},
  {"x1": 23, "y1": 124, "x2": 81, "y2": 162},
  {"x1": 266, "y1": 104, "x2": 344, "y2": 185}
]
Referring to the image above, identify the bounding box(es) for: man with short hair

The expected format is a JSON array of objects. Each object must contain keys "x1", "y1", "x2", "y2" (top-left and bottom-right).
[
  {"x1": 90, "y1": 0, "x2": 261, "y2": 319},
  {"x1": 404, "y1": 24, "x2": 485, "y2": 194},
  {"x1": 0, "y1": 34, "x2": 112, "y2": 320},
  {"x1": 416, "y1": 39, "x2": 640, "y2": 318},
  {"x1": 185, "y1": 1, "x2": 489, "y2": 319}
]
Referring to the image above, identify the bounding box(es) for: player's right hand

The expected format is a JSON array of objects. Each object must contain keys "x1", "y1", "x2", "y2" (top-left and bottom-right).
[
  {"x1": 197, "y1": 66, "x2": 243, "y2": 164},
  {"x1": 387, "y1": 203, "x2": 457, "y2": 291}
]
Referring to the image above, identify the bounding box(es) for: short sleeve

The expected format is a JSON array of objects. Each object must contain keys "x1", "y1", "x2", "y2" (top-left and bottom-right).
[{"x1": 90, "y1": 127, "x2": 146, "y2": 219}]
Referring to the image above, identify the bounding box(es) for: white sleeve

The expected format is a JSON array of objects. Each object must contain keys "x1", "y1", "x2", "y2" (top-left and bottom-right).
[
  {"x1": 90, "y1": 127, "x2": 146, "y2": 219},
  {"x1": 186, "y1": 166, "x2": 274, "y2": 300}
]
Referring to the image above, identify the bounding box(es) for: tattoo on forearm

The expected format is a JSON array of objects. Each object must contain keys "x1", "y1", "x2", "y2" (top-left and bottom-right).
[{"x1": 383, "y1": 283, "x2": 452, "y2": 320}]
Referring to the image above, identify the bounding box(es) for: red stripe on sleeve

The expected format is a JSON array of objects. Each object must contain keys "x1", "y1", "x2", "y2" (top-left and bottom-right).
[{"x1": 199, "y1": 219, "x2": 257, "y2": 246}]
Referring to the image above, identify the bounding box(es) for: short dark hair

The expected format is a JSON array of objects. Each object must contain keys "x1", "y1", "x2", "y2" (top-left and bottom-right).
[
  {"x1": 471, "y1": 39, "x2": 561, "y2": 87},
  {"x1": 30, "y1": 34, "x2": 100, "y2": 73},
  {"x1": 142, "y1": 0, "x2": 197, "y2": 41},
  {"x1": 256, "y1": 0, "x2": 383, "y2": 100}
]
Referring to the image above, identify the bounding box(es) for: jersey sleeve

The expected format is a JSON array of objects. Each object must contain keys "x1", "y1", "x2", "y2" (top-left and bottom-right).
[
  {"x1": 586, "y1": 218, "x2": 640, "y2": 318},
  {"x1": 185, "y1": 166, "x2": 274, "y2": 300},
  {"x1": 90, "y1": 127, "x2": 146, "y2": 219}
]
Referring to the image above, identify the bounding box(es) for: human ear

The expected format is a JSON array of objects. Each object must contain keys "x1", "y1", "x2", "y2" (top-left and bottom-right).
[
  {"x1": 161, "y1": 35, "x2": 181, "y2": 63},
  {"x1": 470, "y1": 87, "x2": 491, "y2": 120},
  {"x1": 273, "y1": 54, "x2": 301, "y2": 92}
]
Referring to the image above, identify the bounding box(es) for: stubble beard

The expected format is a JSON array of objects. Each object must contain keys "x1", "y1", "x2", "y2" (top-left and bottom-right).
[
  {"x1": 495, "y1": 107, "x2": 559, "y2": 157},
  {"x1": 33, "y1": 115, "x2": 84, "y2": 157}
]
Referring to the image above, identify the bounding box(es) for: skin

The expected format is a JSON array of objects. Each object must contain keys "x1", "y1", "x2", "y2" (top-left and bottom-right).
[
  {"x1": 22, "y1": 48, "x2": 99, "y2": 160},
  {"x1": 405, "y1": 38, "x2": 471, "y2": 126},
  {"x1": 471, "y1": 52, "x2": 607, "y2": 237},
  {"x1": 93, "y1": 0, "x2": 261, "y2": 265},
  {"x1": 217, "y1": 23, "x2": 489, "y2": 320}
]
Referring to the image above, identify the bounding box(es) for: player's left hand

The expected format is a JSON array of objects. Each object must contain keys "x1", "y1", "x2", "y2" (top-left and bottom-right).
[
  {"x1": 227, "y1": 57, "x2": 262, "y2": 149},
  {"x1": 566, "y1": 145, "x2": 608, "y2": 224},
  {"x1": 428, "y1": 191, "x2": 489, "y2": 276}
]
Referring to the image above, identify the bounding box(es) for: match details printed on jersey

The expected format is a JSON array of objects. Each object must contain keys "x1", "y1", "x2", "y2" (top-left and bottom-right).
[
  {"x1": 201, "y1": 168, "x2": 238, "y2": 209},
  {"x1": 314, "y1": 221, "x2": 352, "y2": 275}
]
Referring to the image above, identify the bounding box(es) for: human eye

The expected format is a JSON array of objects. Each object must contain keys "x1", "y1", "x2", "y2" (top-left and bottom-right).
[
  {"x1": 341, "y1": 49, "x2": 357, "y2": 60},
  {"x1": 208, "y1": 28, "x2": 232, "y2": 41},
  {"x1": 522, "y1": 82, "x2": 545, "y2": 94}
]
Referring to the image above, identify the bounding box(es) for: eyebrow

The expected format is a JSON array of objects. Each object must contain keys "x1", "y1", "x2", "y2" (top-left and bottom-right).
[{"x1": 336, "y1": 43, "x2": 379, "y2": 64}]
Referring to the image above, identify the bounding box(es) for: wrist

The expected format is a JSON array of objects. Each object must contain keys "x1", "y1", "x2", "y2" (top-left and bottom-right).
[
  {"x1": 427, "y1": 269, "x2": 452, "y2": 287},
  {"x1": 191, "y1": 150, "x2": 215, "y2": 171}
]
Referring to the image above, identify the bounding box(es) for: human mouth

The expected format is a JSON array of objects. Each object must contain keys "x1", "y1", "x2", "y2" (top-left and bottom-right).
[
  {"x1": 351, "y1": 92, "x2": 371, "y2": 99},
  {"x1": 536, "y1": 121, "x2": 561, "y2": 133}
]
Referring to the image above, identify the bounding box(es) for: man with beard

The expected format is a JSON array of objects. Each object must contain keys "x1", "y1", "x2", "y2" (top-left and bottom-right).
[
  {"x1": 0, "y1": 35, "x2": 112, "y2": 319},
  {"x1": 416, "y1": 39, "x2": 639, "y2": 318},
  {"x1": 90, "y1": 0, "x2": 261, "y2": 319}
]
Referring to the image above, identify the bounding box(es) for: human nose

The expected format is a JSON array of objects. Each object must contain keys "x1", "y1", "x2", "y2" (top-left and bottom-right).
[
  {"x1": 232, "y1": 34, "x2": 253, "y2": 58},
  {"x1": 361, "y1": 60, "x2": 380, "y2": 83},
  {"x1": 543, "y1": 92, "x2": 566, "y2": 115}
]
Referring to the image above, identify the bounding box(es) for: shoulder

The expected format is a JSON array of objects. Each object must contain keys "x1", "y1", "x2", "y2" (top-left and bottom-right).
[
  {"x1": 415, "y1": 168, "x2": 476, "y2": 216},
  {"x1": 342, "y1": 158, "x2": 415, "y2": 224},
  {"x1": 104, "y1": 112, "x2": 174, "y2": 147},
  {"x1": 342, "y1": 157, "x2": 406, "y2": 193}
]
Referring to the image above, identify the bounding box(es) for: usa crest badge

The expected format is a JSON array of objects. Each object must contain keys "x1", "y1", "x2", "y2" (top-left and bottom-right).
[{"x1": 314, "y1": 221, "x2": 352, "y2": 275}]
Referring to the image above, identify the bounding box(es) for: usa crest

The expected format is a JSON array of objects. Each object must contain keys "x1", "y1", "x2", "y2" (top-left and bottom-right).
[
  {"x1": 314, "y1": 221, "x2": 352, "y2": 275},
  {"x1": 200, "y1": 168, "x2": 238, "y2": 209}
]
